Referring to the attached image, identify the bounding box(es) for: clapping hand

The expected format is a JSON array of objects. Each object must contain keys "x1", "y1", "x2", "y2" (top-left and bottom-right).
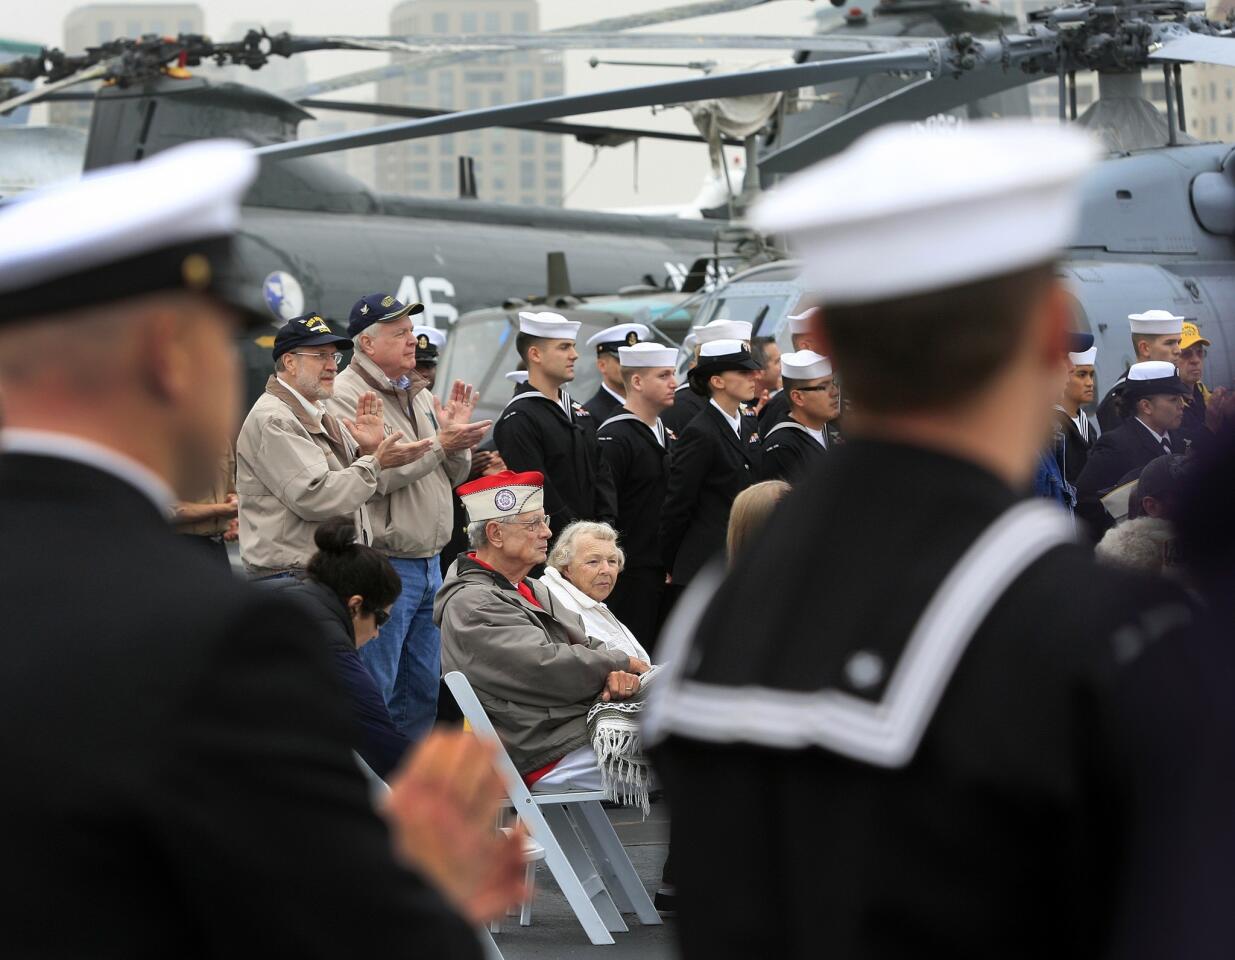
[
  {"x1": 374, "y1": 431, "x2": 435, "y2": 469},
  {"x1": 341, "y1": 392, "x2": 387, "y2": 455},
  {"x1": 384, "y1": 731, "x2": 529, "y2": 926},
  {"x1": 434, "y1": 379, "x2": 492, "y2": 451}
]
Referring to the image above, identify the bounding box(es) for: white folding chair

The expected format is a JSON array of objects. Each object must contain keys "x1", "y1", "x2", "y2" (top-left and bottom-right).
[
  {"x1": 352, "y1": 752, "x2": 508, "y2": 960},
  {"x1": 444, "y1": 671, "x2": 662, "y2": 946}
]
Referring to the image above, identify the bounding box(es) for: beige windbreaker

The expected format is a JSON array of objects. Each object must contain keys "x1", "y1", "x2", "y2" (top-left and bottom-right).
[
  {"x1": 235, "y1": 376, "x2": 379, "y2": 576},
  {"x1": 328, "y1": 352, "x2": 471, "y2": 560}
]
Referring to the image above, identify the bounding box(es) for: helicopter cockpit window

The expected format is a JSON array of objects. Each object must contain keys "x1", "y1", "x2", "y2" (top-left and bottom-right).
[
  {"x1": 709, "y1": 295, "x2": 793, "y2": 338},
  {"x1": 437, "y1": 316, "x2": 517, "y2": 405}
]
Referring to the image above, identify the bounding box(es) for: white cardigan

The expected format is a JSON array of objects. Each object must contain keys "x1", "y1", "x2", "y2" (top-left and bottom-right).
[{"x1": 540, "y1": 566, "x2": 652, "y2": 663}]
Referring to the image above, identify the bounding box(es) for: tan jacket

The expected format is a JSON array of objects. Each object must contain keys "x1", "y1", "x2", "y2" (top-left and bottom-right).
[
  {"x1": 236, "y1": 376, "x2": 379, "y2": 576},
  {"x1": 435, "y1": 555, "x2": 629, "y2": 773},
  {"x1": 328, "y1": 352, "x2": 471, "y2": 559}
]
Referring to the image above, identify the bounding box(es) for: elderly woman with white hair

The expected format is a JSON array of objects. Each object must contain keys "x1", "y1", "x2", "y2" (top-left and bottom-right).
[{"x1": 541, "y1": 521, "x2": 652, "y2": 663}]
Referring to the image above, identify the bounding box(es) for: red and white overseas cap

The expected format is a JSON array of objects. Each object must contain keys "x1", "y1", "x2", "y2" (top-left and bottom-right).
[{"x1": 457, "y1": 470, "x2": 545, "y2": 523}]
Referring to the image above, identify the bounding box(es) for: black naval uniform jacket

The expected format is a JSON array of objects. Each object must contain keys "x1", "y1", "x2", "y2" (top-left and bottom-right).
[
  {"x1": 597, "y1": 410, "x2": 675, "y2": 647},
  {"x1": 661, "y1": 381, "x2": 706, "y2": 436},
  {"x1": 1056, "y1": 407, "x2": 1096, "y2": 485},
  {"x1": 1095, "y1": 369, "x2": 1129, "y2": 433},
  {"x1": 494, "y1": 382, "x2": 618, "y2": 535},
  {"x1": 582, "y1": 383, "x2": 624, "y2": 423},
  {"x1": 0, "y1": 453, "x2": 480, "y2": 958},
  {"x1": 1075, "y1": 416, "x2": 1182, "y2": 505},
  {"x1": 651, "y1": 440, "x2": 1235, "y2": 960},
  {"x1": 1177, "y1": 382, "x2": 1213, "y2": 450},
  {"x1": 660, "y1": 401, "x2": 761, "y2": 585},
  {"x1": 759, "y1": 418, "x2": 827, "y2": 483}
]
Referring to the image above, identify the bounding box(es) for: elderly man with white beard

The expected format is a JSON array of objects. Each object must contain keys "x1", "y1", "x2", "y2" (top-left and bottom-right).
[{"x1": 235, "y1": 312, "x2": 432, "y2": 579}]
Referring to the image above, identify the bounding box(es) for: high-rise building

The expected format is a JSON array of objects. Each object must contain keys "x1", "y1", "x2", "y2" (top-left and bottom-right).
[
  {"x1": 1182, "y1": 0, "x2": 1235, "y2": 141},
  {"x1": 49, "y1": 4, "x2": 204, "y2": 131},
  {"x1": 375, "y1": 0, "x2": 563, "y2": 205}
]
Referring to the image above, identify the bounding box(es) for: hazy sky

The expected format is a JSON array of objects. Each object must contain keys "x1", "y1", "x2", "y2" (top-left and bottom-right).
[{"x1": 7, "y1": 0, "x2": 822, "y2": 210}]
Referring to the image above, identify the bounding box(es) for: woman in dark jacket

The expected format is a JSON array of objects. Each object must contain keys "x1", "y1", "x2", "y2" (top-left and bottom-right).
[{"x1": 267, "y1": 518, "x2": 408, "y2": 779}]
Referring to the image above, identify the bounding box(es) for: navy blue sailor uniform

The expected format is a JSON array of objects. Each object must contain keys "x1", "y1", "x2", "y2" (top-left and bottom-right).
[
  {"x1": 759, "y1": 418, "x2": 827, "y2": 483},
  {"x1": 1056, "y1": 406, "x2": 1096, "y2": 485},
  {"x1": 596, "y1": 410, "x2": 675, "y2": 653},
  {"x1": 647, "y1": 439, "x2": 1235, "y2": 959},
  {"x1": 659, "y1": 403, "x2": 761, "y2": 586},
  {"x1": 493, "y1": 382, "x2": 618, "y2": 539},
  {"x1": 1075, "y1": 417, "x2": 1182, "y2": 506}
]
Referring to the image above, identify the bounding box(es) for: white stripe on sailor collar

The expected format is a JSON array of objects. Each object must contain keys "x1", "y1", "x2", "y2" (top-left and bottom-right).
[
  {"x1": 598, "y1": 412, "x2": 666, "y2": 448},
  {"x1": 644, "y1": 500, "x2": 1075, "y2": 768}
]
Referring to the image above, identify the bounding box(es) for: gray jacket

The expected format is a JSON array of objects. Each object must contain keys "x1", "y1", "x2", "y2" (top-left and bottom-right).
[{"x1": 434, "y1": 555, "x2": 629, "y2": 773}]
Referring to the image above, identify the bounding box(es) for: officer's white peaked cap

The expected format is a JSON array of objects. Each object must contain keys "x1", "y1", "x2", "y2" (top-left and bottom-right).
[
  {"x1": 751, "y1": 121, "x2": 1098, "y2": 305},
  {"x1": 0, "y1": 139, "x2": 259, "y2": 322},
  {"x1": 1127, "y1": 310, "x2": 1185, "y2": 335},
  {"x1": 585, "y1": 322, "x2": 651, "y2": 349},
  {"x1": 412, "y1": 325, "x2": 447, "y2": 349},
  {"x1": 518, "y1": 311, "x2": 581, "y2": 340},
  {"x1": 787, "y1": 310, "x2": 816, "y2": 335},
  {"x1": 1068, "y1": 346, "x2": 1097, "y2": 366},
  {"x1": 693, "y1": 318, "x2": 752, "y2": 344},
  {"x1": 619, "y1": 342, "x2": 678, "y2": 368},
  {"x1": 1127, "y1": 360, "x2": 1178, "y2": 382},
  {"x1": 780, "y1": 349, "x2": 832, "y2": 381}
]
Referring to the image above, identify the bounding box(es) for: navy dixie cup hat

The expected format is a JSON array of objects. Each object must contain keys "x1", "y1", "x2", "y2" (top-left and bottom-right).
[
  {"x1": 272, "y1": 313, "x2": 353, "y2": 361},
  {"x1": 347, "y1": 292, "x2": 425, "y2": 338}
]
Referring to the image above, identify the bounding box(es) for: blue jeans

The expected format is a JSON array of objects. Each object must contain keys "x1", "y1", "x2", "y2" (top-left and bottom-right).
[{"x1": 360, "y1": 556, "x2": 442, "y2": 743}]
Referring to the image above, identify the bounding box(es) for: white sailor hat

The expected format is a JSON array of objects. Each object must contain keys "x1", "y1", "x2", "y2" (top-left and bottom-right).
[
  {"x1": 780, "y1": 349, "x2": 832, "y2": 381},
  {"x1": 1069, "y1": 346, "x2": 1097, "y2": 366},
  {"x1": 585, "y1": 322, "x2": 651, "y2": 354},
  {"x1": 0, "y1": 139, "x2": 261, "y2": 325},
  {"x1": 693, "y1": 318, "x2": 753, "y2": 344},
  {"x1": 787, "y1": 310, "x2": 817, "y2": 336},
  {"x1": 1124, "y1": 360, "x2": 1191, "y2": 400},
  {"x1": 457, "y1": 470, "x2": 544, "y2": 523},
  {"x1": 505, "y1": 370, "x2": 530, "y2": 384},
  {"x1": 751, "y1": 121, "x2": 1097, "y2": 305},
  {"x1": 413, "y1": 325, "x2": 447, "y2": 361},
  {"x1": 619, "y1": 342, "x2": 678, "y2": 368},
  {"x1": 1127, "y1": 310, "x2": 1185, "y2": 336},
  {"x1": 518, "y1": 311, "x2": 581, "y2": 340}
]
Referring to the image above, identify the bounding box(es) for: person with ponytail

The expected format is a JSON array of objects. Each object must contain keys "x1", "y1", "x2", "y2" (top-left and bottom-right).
[{"x1": 266, "y1": 517, "x2": 408, "y2": 779}]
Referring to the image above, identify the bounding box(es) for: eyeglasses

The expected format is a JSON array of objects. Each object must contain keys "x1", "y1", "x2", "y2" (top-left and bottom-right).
[
  {"x1": 290, "y1": 351, "x2": 339, "y2": 363},
  {"x1": 371, "y1": 608, "x2": 391, "y2": 628},
  {"x1": 504, "y1": 513, "x2": 552, "y2": 531},
  {"x1": 794, "y1": 383, "x2": 837, "y2": 392}
]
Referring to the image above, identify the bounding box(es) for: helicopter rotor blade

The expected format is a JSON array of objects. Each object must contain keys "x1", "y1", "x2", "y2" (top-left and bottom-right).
[
  {"x1": 284, "y1": 0, "x2": 803, "y2": 99},
  {"x1": 1149, "y1": 33, "x2": 1235, "y2": 68},
  {"x1": 762, "y1": 71, "x2": 1038, "y2": 174},
  {"x1": 299, "y1": 97, "x2": 741, "y2": 147},
  {"x1": 0, "y1": 59, "x2": 114, "y2": 116},
  {"x1": 260, "y1": 47, "x2": 941, "y2": 162},
  {"x1": 319, "y1": 32, "x2": 932, "y2": 55}
]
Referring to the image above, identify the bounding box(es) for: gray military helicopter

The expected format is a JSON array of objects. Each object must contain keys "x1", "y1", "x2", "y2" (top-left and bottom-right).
[
  {"x1": 6, "y1": 0, "x2": 1235, "y2": 403},
  {"x1": 272, "y1": 0, "x2": 1235, "y2": 394}
]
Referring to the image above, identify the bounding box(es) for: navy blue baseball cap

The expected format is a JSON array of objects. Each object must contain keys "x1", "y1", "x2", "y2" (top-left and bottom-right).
[
  {"x1": 272, "y1": 313, "x2": 353, "y2": 361},
  {"x1": 347, "y1": 293, "x2": 425, "y2": 338}
]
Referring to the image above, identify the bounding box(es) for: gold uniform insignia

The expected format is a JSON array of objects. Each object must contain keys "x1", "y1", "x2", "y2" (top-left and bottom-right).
[
  {"x1": 626, "y1": 331, "x2": 639, "y2": 345},
  {"x1": 381, "y1": 295, "x2": 396, "y2": 308},
  {"x1": 417, "y1": 334, "x2": 430, "y2": 349}
]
